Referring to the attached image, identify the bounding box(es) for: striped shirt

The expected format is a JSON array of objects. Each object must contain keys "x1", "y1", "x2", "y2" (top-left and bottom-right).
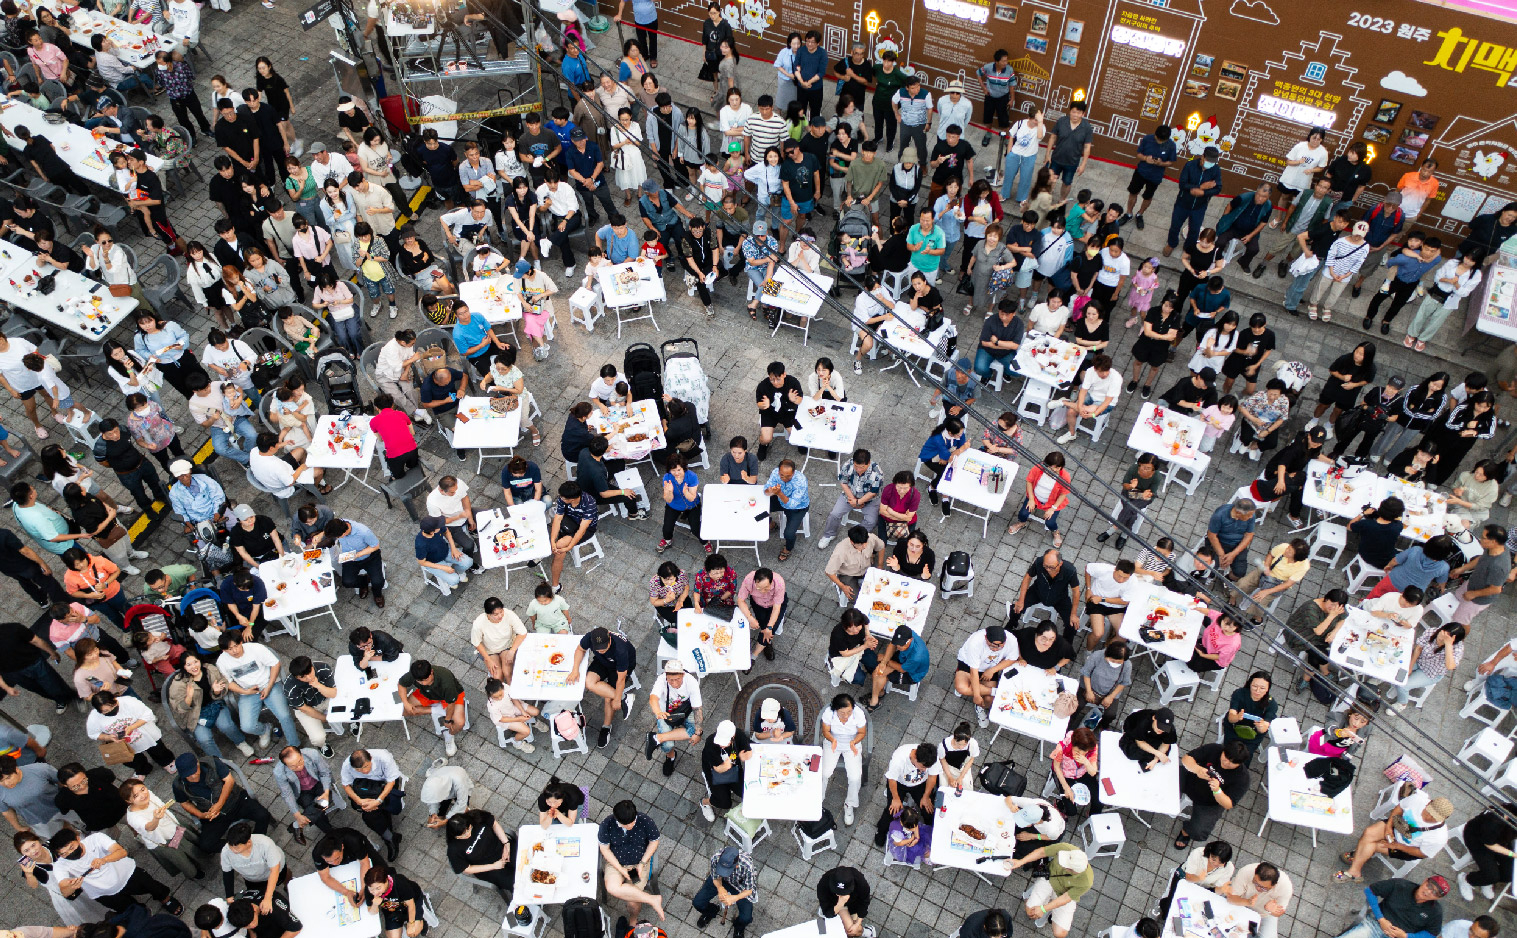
[
  {"x1": 1321, "y1": 236, "x2": 1370, "y2": 278},
  {"x1": 747, "y1": 115, "x2": 788, "y2": 163},
  {"x1": 893, "y1": 89, "x2": 934, "y2": 127}
]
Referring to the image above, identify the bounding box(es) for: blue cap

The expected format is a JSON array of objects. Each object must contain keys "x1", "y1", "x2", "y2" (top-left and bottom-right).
[
  {"x1": 174, "y1": 752, "x2": 200, "y2": 777},
  {"x1": 514, "y1": 259, "x2": 532, "y2": 278}
]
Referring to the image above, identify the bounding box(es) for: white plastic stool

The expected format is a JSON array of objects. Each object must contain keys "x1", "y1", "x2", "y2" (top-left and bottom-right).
[
  {"x1": 1480, "y1": 757, "x2": 1517, "y2": 801},
  {"x1": 940, "y1": 561, "x2": 975, "y2": 599},
  {"x1": 1308, "y1": 523, "x2": 1348, "y2": 568},
  {"x1": 792, "y1": 822, "x2": 838, "y2": 860},
  {"x1": 1154, "y1": 659, "x2": 1201, "y2": 705},
  {"x1": 547, "y1": 704, "x2": 589, "y2": 759},
  {"x1": 430, "y1": 701, "x2": 471, "y2": 736},
  {"x1": 1162, "y1": 454, "x2": 1211, "y2": 497},
  {"x1": 1233, "y1": 484, "x2": 1275, "y2": 521},
  {"x1": 569, "y1": 286, "x2": 604, "y2": 332},
  {"x1": 986, "y1": 360, "x2": 1008, "y2": 392},
  {"x1": 1344, "y1": 556, "x2": 1385, "y2": 594},
  {"x1": 723, "y1": 804, "x2": 771, "y2": 851},
  {"x1": 1076, "y1": 408, "x2": 1111, "y2": 443},
  {"x1": 881, "y1": 268, "x2": 910, "y2": 299},
  {"x1": 571, "y1": 535, "x2": 605, "y2": 568},
  {"x1": 421, "y1": 565, "x2": 459, "y2": 596},
  {"x1": 1017, "y1": 381, "x2": 1054, "y2": 427},
  {"x1": 1445, "y1": 822, "x2": 1474, "y2": 872},
  {"x1": 502, "y1": 905, "x2": 549, "y2": 938},
  {"x1": 1457, "y1": 728, "x2": 1514, "y2": 781},
  {"x1": 1459, "y1": 681, "x2": 1512, "y2": 733},
  {"x1": 1079, "y1": 812, "x2": 1126, "y2": 860},
  {"x1": 1425, "y1": 592, "x2": 1461, "y2": 628}
]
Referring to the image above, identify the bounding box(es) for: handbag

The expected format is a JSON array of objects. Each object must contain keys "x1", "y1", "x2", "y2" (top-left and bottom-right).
[
  {"x1": 954, "y1": 273, "x2": 973, "y2": 296},
  {"x1": 332, "y1": 228, "x2": 353, "y2": 245},
  {"x1": 886, "y1": 521, "x2": 911, "y2": 539},
  {"x1": 1070, "y1": 294, "x2": 1092, "y2": 320},
  {"x1": 108, "y1": 283, "x2": 133, "y2": 297},
  {"x1": 989, "y1": 266, "x2": 1017, "y2": 293},
  {"x1": 98, "y1": 737, "x2": 136, "y2": 764}
]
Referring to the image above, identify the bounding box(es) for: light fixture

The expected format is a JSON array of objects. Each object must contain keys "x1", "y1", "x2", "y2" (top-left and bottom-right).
[
  {"x1": 1364, "y1": 144, "x2": 1377, "y2": 163},
  {"x1": 1110, "y1": 24, "x2": 1185, "y2": 57},
  {"x1": 865, "y1": 10, "x2": 879, "y2": 33},
  {"x1": 1186, "y1": 112, "x2": 1202, "y2": 131},
  {"x1": 1073, "y1": 88, "x2": 1086, "y2": 101}
]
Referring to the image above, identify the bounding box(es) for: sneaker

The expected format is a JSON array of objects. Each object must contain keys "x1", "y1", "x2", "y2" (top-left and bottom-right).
[
  {"x1": 1056, "y1": 431, "x2": 1076, "y2": 444},
  {"x1": 1502, "y1": 493, "x2": 1513, "y2": 507},
  {"x1": 54, "y1": 701, "x2": 68, "y2": 714},
  {"x1": 701, "y1": 802, "x2": 715, "y2": 822},
  {"x1": 368, "y1": 302, "x2": 380, "y2": 317},
  {"x1": 386, "y1": 832, "x2": 403, "y2": 861},
  {"x1": 129, "y1": 549, "x2": 150, "y2": 559},
  {"x1": 236, "y1": 741, "x2": 254, "y2": 756},
  {"x1": 564, "y1": 265, "x2": 576, "y2": 277},
  {"x1": 656, "y1": 539, "x2": 671, "y2": 553},
  {"x1": 517, "y1": 741, "x2": 536, "y2": 753},
  {"x1": 1458, "y1": 873, "x2": 1475, "y2": 902},
  {"x1": 444, "y1": 734, "x2": 457, "y2": 756},
  {"x1": 388, "y1": 304, "x2": 399, "y2": 319},
  {"x1": 1141, "y1": 385, "x2": 1152, "y2": 399},
  {"x1": 630, "y1": 509, "x2": 649, "y2": 520},
  {"x1": 853, "y1": 360, "x2": 862, "y2": 375},
  {"x1": 975, "y1": 705, "x2": 989, "y2": 728},
  {"x1": 1114, "y1": 535, "x2": 1127, "y2": 550},
  {"x1": 123, "y1": 565, "x2": 141, "y2": 576},
  {"x1": 1248, "y1": 448, "x2": 1261, "y2": 462},
  {"x1": 1125, "y1": 380, "x2": 1138, "y2": 393},
  {"x1": 258, "y1": 730, "x2": 273, "y2": 749},
  {"x1": 1304, "y1": 418, "x2": 1320, "y2": 431},
  {"x1": 1133, "y1": 214, "x2": 1145, "y2": 230},
  {"x1": 320, "y1": 744, "x2": 334, "y2": 758},
  {"x1": 661, "y1": 751, "x2": 678, "y2": 776},
  {"x1": 698, "y1": 910, "x2": 718, "y2": 928},
  {"x1": 644, "y1": 731, "x2": 657, "y2": 761},
  {"x1": 817, "y1": 536, "x2": 834, "y2": 550},
  {"x1": 1118, "y1": 213, "x2": 1133, "y2": 226},
  {"x1": 457, "y1": 574, "x2": 469, "y2": 584},
  {"x1": 597, "y1": 726, "x2": 610, "y2": 749},
  {"x1": 928, "y1": 490, "x2": 940, "y2": 505},
  {"x1": 843, "y1": 804, "x2": 854, "y2": 826},
  {"x1": 162, "y1": 898, "x2": 184, "y2": 917},
  {"x1": 1371, "y1": 455, "x2": 1382, "y2": 465}
]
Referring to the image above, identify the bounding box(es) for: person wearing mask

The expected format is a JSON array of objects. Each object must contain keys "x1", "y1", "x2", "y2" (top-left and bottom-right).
[{"x1": 1165, "y1": 146, "x2": 1222, "y2": 254}]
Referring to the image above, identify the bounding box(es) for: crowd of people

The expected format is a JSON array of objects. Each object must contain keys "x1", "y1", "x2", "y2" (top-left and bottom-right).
[{"x1": 0, "y1": 4, "x2": 1515, "y2": 938}]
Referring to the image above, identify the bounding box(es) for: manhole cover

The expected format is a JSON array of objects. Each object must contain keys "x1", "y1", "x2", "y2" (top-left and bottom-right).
[{"x1": 730, "y1": 672, "x2": 824, "y2": 741}]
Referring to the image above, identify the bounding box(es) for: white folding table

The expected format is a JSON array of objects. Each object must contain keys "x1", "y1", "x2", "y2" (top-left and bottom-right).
[
  {"x1": 1261, "y1": 747, "x2": 1354, "y2": 845},
  {"x1": 476, "y1": 504, "x2": 552, "y2": 589},
  {"x1": 0, "y1": 99, "x2": 162, "y2": 187},
  {"x1": 1328, "y1": 605, "x2": 1415, "y2": 686},
  {"x1": 512, "y1": 823, "x2": 599, "y2": 905},
  {"x1": 928, "y1": 788, "x2": 1022, "y2": 883},
  {"x1": 457, "y1": 277, "x2": 523, "y2": 337},
  {"x1": 761, "y1": 267, "x2": 834, "y2": 344},
  {"x1": 328, "y1": 654, "x2": 411, "y2": 740},
  {"x1": 1164, "y1": 878, "x2": 1260, "y2": 938},
  {"x1": 511, "y1": 635, "x2": 590, "y2": 703},
  {"x1": 987, "y1": 668, "x2": 1077, "y2": 751},
  {"x1": 307, "y1": 415, "x2": 381, "y2": 494},
  {"x1": 0, "y1": 242, "x2": 137, "y2": 341},
  {"x1": 742, "y1": 744, "x2": 825, "y2": 820},
  {"x1": 287, "y1": 862, "x2": 380, "y2": 938},
  {"x1": 1118, "y1": 582, "x2": 1210, "y2": 663},
  {"x1": 597, "y1": 260, "x2": 665, "y2": 336},
  {"x1": 700, "y1": 484, "x2": 770, "y2": 564},
  {"x1": 790, "y1": 401, "x2": 862, "y2": 477},
  {"x1": 256, "y1": 551, "x2": 340, "y2": 640},
  {"x1": 852, "y1": 567, "x2": 935, "y2": 639},
  {"x1": 935, "y1": 450, "x2": 1019, "y2": 537},
  {"x1": 586, "y1": 399, "x2": 664, "y2": 464},
  {"x1": 1097, "y1": 729, "x2": 1181, "y2": 828},
  {"x1": 1127, "y1": 402, "x2": 1207, "y2": 470},
  {"x1": 451, "y1": 396, "x2": 522, "y2": 474}
]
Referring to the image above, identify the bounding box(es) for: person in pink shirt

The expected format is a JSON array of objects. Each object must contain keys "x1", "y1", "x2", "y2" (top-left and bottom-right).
[
  {"x1": 24, "y1": 30, "x2": 70, "y2": 82},
  {"x1": 1187, "y1": 611, "x2": 1243, "y2": 673},
  {"x1": 736, "y1": 567, "x2": 786, "y2": 661},
  {"x1": 47, "y1": 601, "x2": 133, "y2": 665},
  {"x1": 877, "y1": 471, "x2": 920, "y2": 539},
  {"x1": 369, "y1": 392, "x2": 419, "y2": 478}
]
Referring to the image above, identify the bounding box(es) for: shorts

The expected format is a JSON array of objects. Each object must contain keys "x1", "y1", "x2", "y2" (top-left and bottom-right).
[
  {"x1": 588, "y1": 657, "x2": 620, "y2": 685},
  {"x1": 1221, "y1": 355, "x2": 1255, "y2": 379},
  {"x1": 759, "y1": 408, "x2": 795, "y2": 429},
  {"x1": 1127, "y1": 169, "x2": 1162, "y2": 200},
  {"x1": 56, "y1": 395, "x2": 75, "y2": 412},
  {"x1": 1049, "y1": 161, "x2": 1079, "y2": 186},
  {"x1": 1088, "y1": 602, "x2": 1125, "y2": 617},
  {"x1": 781, "y1": 198, "x2": 815, "y2": 220},
  {"x1": 1276, "y1": 184, "x2": 1299, "y2": 201},
  {"x1": 955, "y1": 661, "x2": 975, "y2": 674},
  {"x1": 16, "y1": 385, "x2": 38, "y2": 400}
]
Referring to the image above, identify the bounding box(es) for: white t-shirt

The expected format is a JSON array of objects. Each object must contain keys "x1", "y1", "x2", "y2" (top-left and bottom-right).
[
  {"x1": 126, "y1": 791, "x2": 183, "y2": 848},
  {"x1": 1007, "y1": 796, "x2": 1066, "y2": 839},
  {"x1": 1182, "y1": 846, "x2": 1236, "y2": 889},
  {"x1": 1392, "y1": 790, "x2": 1450, "y2": 856},
  {"x1": 188, "y1": 390, "x2": 228, "y2": 428},
  {"x1": 33, "y1": 364, "x2": 69, "y2": 402},
  {"x1": 217, "y1": 642, "x2": 280, "y2": 690},
  {"x1": 1009, "y1": 119, "x2": 1042, "y2": 157},
  {"x1": 1081, "y1": 368, "x2": 1122, "y2": 406},
  {"x1": 536, "y1": 182, "x2": 578, "y2": 217},
  {"x1": 52, "y1": 833, "x2": 134, "y2": 899},
  {"x1": 719, "y1": 103, "x2": 752, "y2": 136},
  {"x1": 1363, "y1": 592, "x2": 1424, "y2": 628},
  {"x1": 651, "y1": 673, "x2": 703, "y2": 713},
  {"x1": 202, "y1": 340, "x2": 257, "y2": 390},
  {"x1": 957, "y1": 629, "x2": 1015, "y2": 671},
  {"x1": 940, "y1": 736, "x2": 981, "y2": 763},
  {"x1": 1280, "y1": 141, "x2": 1328, "y2": 191},
  {"x1": 590, "y1": 373, "x2": 628, "y2": 403},
  {"x1": 0, "y1": 337, "x2": 41, "y2": 391},
  {"x1": 1085, "y1": 562, "x2": 1136, "y2": 606},
  {"x1": 167, "y1": 0, "x2": 201, "y2": 42},
  {"x1": 469, "y1": 610, "x2": 526, "y2": 654},
  {"x1": 376, "y1": 339, "x2": 413, "y2": 383},
  {"x1": 1027, "y1": 303, "x2": 1068, "y2": 336},
  {"x1": 249, "y1": 449, "x2": 312, "y2": 495},
  {"x1": 426, "y1": 481, "x2": 471, "y2": 524},
  {"x1": 1096, "y1": 250, "x2": 1131, "y2": 287},
  {"x1": 821, "y1": 705, "x2": 867, "y2": 745},
  {"x1": 885, "y1": 743, "x2": 942, "y2": 786},
  {"x1": 84, "y1": 695, "x2": 163, "y2": 753}
]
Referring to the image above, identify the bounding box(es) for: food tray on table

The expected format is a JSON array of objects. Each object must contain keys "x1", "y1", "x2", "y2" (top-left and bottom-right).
[
  {"x1": 752, "y1": 748, "x2": 809, "y2": 794},
  {"x1": 949, "y1": 819, "x2": 1013, "y2": 854},
  {"x1": 993, "y1": 673, "x2": 1057, "y2": 728},
  {"x1": 1018, "y1": 334, "x2": 1085, "y2": 385}
]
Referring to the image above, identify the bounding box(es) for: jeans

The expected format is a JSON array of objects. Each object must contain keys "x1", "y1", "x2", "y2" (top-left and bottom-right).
[
  {"x1": 211, "y1": 418, "x2": 258, "y2": 465},
  {"x1": 1167, "y1": 201, "x2": 1208, "y2": 249},
  {"x1": 115, "y1": 460, "x2": 169, "y2": 511},
  {"x1": 693, "y1": 878, "x2": 754, "y2": 929},
  {"x1": 821, "y1": 493, "x2": 881, "y2": 539},
  {"x1": 1486, "y1": 673, "x2": 1517, "y2": 710},
  {"x1": 1282, "y1": 264, "x2": 1320, "y2": 311},
  {"x1": 770, "y1": 498, "x2": 808, "y2": 550},
  {"x1": 360, "y1": 273, "x2": 396, "y2": 302},
  {"x1": 1001, "y1": 151, "x2": 1038, "y2": 203},
  {"x1": 234, "y1": 687, "x2": 302, "y2": 744},
  {"x1": 654, "y1": 717, "x2": 682, "y2": 753},
  {"x1": 1016, "y1": 498, "x2": 1061, "y2": 531},
  {"x1": 427, "y1": 553, "x2": 474, "y2": 587},
  {"x1": 1334, "y1": 915, "x2": 1390, "y2": 938},
  {"x1": 1368, "y1": 420, "x2": 1418, "y2": 462},
  {"x1": 1391, "y1": 667, "x2": 1442, "y2": 704},
  {"x1": 331, "y1": 315, "x2": 364, "y2": 354},
  {"x1": 974, "y1": 348, "x2": 1017, "y2": 383},
  {"x1": 193, "y1": 702, "x2": 249, "y2": 759},
  {"x1": 2, "y1": 657, "x2": 75, "y2": 705}
]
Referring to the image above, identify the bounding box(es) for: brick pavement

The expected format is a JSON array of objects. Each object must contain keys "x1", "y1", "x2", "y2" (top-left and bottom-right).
[{"x1": 0, "y1": 8, "x2": 1513, "y2": 938}]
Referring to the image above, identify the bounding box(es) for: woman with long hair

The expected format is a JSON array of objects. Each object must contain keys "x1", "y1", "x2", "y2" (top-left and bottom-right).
[
  {"x1": 62, "y1": 482, "x2": 143, "y2": 577},
  {"x1": 104, "y1": 339, "x2": 163, "y2": 405},
  {"x1": 1425, "y1": 390, "x2": 1497, "y2": 486},
  {"x1": 243, "y1": 246, "x2": 297, "y2": 309},
  {"x1": 218, "y1": 264, "x2": 262, "y2": 328},
  {"x1": 609, "y1": 107, "x2": 649, "y2": 206},
  {"x1": 320, "y1": 177, "x2": 359, "y2": 273},
  {"x1": 676, "y1": 108, "x2": 711, "y2": 193},
  {"x1": 255, "y1": 56, "x2": 296, "y2": 153},
  {"x1": 960, "y1": 178, "x2": 1004, "y2": 270},
  {"x1": 133, "y1": 311, "x2": 204, "y2": 398},
  {"x1": 1370, "y1": 370, "x2": 1448, "y2": 464}
]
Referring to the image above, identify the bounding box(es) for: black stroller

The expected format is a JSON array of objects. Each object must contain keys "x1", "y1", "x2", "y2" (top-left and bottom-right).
[
  {"x1": 316, "y1": 349, "x2": 368, "y2": 415},
  {"x1": 827, "y1": 201, "x2": 876, "y2": 296},
  {"x1": 624, "y1": 342, "x2": 666, "y2": 422}
]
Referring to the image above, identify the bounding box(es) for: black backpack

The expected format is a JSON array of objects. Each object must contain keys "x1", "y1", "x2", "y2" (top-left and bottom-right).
[
  {"x1": 978, "y1": 761, "x2": 1026, "y2": 797},
  {"x1": 797, "y1": 807, "x2": 836, "y2": 839},
  {"x1": 562, "y1": 897, "x2": 603, "y2": 938}
]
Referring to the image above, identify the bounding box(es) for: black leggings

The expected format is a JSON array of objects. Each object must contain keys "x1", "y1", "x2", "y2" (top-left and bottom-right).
[
  {"x1": 633, "y1": 20, "x2": 658, "y2": 61},
  {"x1": 872, "y1": 101, "x2": 898, "y2": 150},
  {"x1": 661, "y1": 504, "x2": 704, "y2": 541},
  {"x1": 131, "y1": 741, "x2": 177, "y2": 777},
  {"x1": 170, "y1": 91, "x2": 211, "y2": 134},
  {"x1": 156, "y1": 353, "x2": 207, "y2": 399}
]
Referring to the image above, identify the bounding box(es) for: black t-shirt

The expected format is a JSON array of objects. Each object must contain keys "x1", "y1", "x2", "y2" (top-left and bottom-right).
[
  {"x1": 1349, "y1": 516, "x2": 1405, "y2": 568},
  {"x1": 579, "y1": 632, "x2": 634, "y2": 674},
  {"x1": 780, "y1": 154, "x2": 819, "y2": 203},
  {"x1": 914, "y1": 286, "x2": 944, "y2": 316},
  {"x1": 420, "y1": 370, "x2": 463, "y2": 414},
  {"x1": 1022, "y1": 558, "x2": 1079, "y2": 609},
  {"x1": 818, "y1": 868, "x2": 871, "y2": 919},
  {"x1": 209, "y1": 173, "x2": 243, "y2": 210},
  {"x1": 1120, "y1": 708, "x2": 1178, "y2": 752},
  {"x1": 21, "y1": 138, "x2": 68, "y2": 179},
  {"x1": 1069, "y1": 315, "x2": 1109, "y2": 346},
  {"x1": 337, "y1": 109, "x2": 372, "y2": 139},
  {"x1": 700, "y1": 731, "x2": 752, "y2": 780},
  {"x1": 891, "y1": 540, "x2": 936, "y2": 578},
  {"x1": 1305, "y1": 220, "x2": 1340, "y2": 258},
  {"x1": 1179, "y1": 742, "x2": 1250, "y2": 806},
  {"x1": 0, "y1": 529, "x2": 41, "y2": 577},
  {"x1": 681, "y1": 228, "x2": 714, "y2": 270},
  {"x1": 1263, "y1": 440, "x2": 1315, "y2": 481},
  {"x1": 755, "y1": 375, "x2": 803, "y2": 421},
  {"x1": 825, "y1": 137, "x2": 856, "y2": 179},
  {"x1": 536, "y1": 784, "x2": 585, "y2": 817},
  {"x1": 373, "y1": 871, "x2": 424, "y2": 924},
  {"x1": 833, "y1": 57, "x2": 873, "y2": 105},
  {"x1": 828, "y1": 624, "x2": 866, "y2": 658},
  {"x1": 237, "y1": 103, "x2": 282, "y2": 145},
  {"x1": 397, "y1": 240, "x2": 439, "y2": 277},
  {"x1": 136, "y1": 169, "x2": 166, "y2": 209},
  {"x1": 70, "y1": 494, "x2": 110, "y2": 534},
  {"x1": 1385, "y1": 447, "x2": 1431, "y2": 483},
  {"x1": 40, "y1": 241, "x2": 84, "y2": 273},
  {"x1": 929, "y1": 139, "x2": 975, "y2": 184},
  {"x1": 311, "y1": 827, "x2": 383, "y2": 870},
  {"x1": 446, "y1": 810, "x2": 512, "y2": 873},
  {"x1": 797, "y1": 132, "x2": 830, "y2": 171},
  {"x1": 94, "y1": 432, "x2": 144, "y2": 474},
  {"x1": 256, "y1": 74, "x2": 292, "y2": 116},
  {"x1": 214, "y1": 117, "x2": 260, "y2": 162},
  {"x1": 1013, "y1": 627, "x2": 1075, "y2": 670},
  {"x1": 1229, "y1": 327, "x2": 1276, "y2": 365},
  {"x1": 879, "y1": 233, "x2": 911, "y2": 272},
  {"x1": 1325, "y1": 353, "x2": 1375, "y2": 394},
  {"x1": 53, "y1": 767, "x2": 125, "y2": 831},
  {"x1": 517, "y1": 129, "x2": 560, "y2": 167},
  {"x1": 1005, "y1": 224, "x2": 1037, "y2": 254},
  {"x1": 1326, "y1": 156, "x2": 1371, "y2": 197},
  {"x1": 1070, "y1": 251, "x2": 1104, "y2": 290},
  {"x1": 229, "y1": 516, "x2": 278, "y2": 559},
  {"x1": 0, "y1": 620, "x2": 45, "y2": 669},
  {"x1": 1160, "y1": 378, "x2": 1216, "y2": 412}
]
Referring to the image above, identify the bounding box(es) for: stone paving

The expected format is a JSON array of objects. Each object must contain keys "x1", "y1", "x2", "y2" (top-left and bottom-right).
[{"x1": 0, "y1": 7, "x2": 1514, "y2": 938}]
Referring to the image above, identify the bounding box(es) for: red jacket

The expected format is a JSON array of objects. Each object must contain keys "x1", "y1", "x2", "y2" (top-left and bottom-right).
[{"x1": 1024, "y1": 464, "x2": 1072, "y2": 512}]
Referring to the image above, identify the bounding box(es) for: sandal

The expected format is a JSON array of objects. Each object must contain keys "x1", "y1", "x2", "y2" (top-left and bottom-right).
[
  {"x1": 317, "y1": 483, "x2": 334, "y2": 495},
  {"x1": 1051, "y1": 532, "x2": 1063, "y2": 548},
  {"x1": 1321, "y1": 311, "x2": 1332, "y2": 322},
  {"x1": 1340, "y1": 851, "x2": 1355, "y2": 864},
  {"x1": 777, "y1": 548, "x2": 791, "y2": 562},
  {"x1": 530, "y1": 429, "x2": 542, "y2": 446},
  {"x1": 1307, "y1": 305, "x2": 1319, "y2": 320},
  {"x1": 1414, "y1": 341, "x2": 1427, "y2": 352},
  {"x1": 1333, "y1": 871, "x2": 1363, "y2": 884},
  {"x1": 748, "y1": 304, "x2": 758, "y2": 320},
  {"x1": 1173, "y1": 833, "x2": 1191, "y2": 850},
  {"x1": 1403, "y1": 336, "x2": 1415, "y2": 348},
  {"x1": 1007, "y1": 522, "x2": 1027, "y2": 535}
]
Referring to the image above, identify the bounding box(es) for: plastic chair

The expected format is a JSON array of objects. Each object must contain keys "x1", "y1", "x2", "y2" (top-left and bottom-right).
[
  {"x1": 1458, "y1": 728, "x2": 1515, "y2": 780},
  {"x1": 742, "y1": 682, "x2": 806, "y2": 744},
  {"x1": 1343, "y1": 555, "x2": 1384, "y2": 594},
  {"x1": 723, "y1": 803, "x2": 771, "y2": 851},
  {"x1": 1162, "y1": 453, "x2": 1211, "y2": 496},
  {"x1": 358, "y1": 342, "x2": 385, "y2": 395},
  {"x1": 792, "y1": 821, "x2": 837, "y2": 860},
  {"x1": 1308, "y1": 522, "x2": 1348, "y2": 568}
]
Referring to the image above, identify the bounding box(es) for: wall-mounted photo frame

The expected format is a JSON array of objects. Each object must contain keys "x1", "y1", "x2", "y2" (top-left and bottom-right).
[
  {"x1": 1059, "y1": 44, "x2": 1078, "y2": 67},
  {"x1": 1025, "y1": 34, "x2": 1048, "y2": 54},
  {"x1": 1399, "y1": 128, "x2": 1430, "y2": 149},
  {"x1": 1408, "y1": 110, "x2": 1440, "y2": 131},
  {"x1": 994, "y1": 4, "x2": 1016, "y2": 22},
  {"x1": 1375, "y1": 99, "x2": 1403, "y2": 124},
  {"x1": 1064, "y1": 20, "x2": 1083, "y2": 43},
  {"x1": 1192, "y1": 54, "x2": 1214, "y2": 77},
  {"x1": 1183, "y1": 79, "x2": 1210, "y2": 99},
  {"x1": 1362, "y1": 125, "x2": 1391, "y2": 144},
  {"x1": 1029, "y1": 11, "x2": 1049, "y2": 34},
  {"x1": 1219, "y1": 60, "x2": 1248, "y2": 82},
  {"x1": 1389, "y1": 145, "x2": 1421, "y2": 164},
  {"x1": 1215, "y1": 79, "x2": 1241, "y2": 101}
]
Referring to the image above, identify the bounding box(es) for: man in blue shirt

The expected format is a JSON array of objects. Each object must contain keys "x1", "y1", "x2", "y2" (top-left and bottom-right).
[
  {"x1": 1165, "y1": 146, "x2": 1222, "y2": 253},
  {"x1": 1206, "y1": 498, "x2": 1257, "y2": 579},
  {"x1": 1183, "y1": 276, "x2": 1233, "y2": 344},
  {"x1": 322, "y1": 517, "x2": 387, "y2": 607},
  {"x1": 548, "y1": 480, "x2": 598, "y2": 594},
  {"x1": 559, "y1": 42, "x2": 590, "y2": 94},
  {"x1": 564, "y1": 128, "x2": 615, "y2": 225},
  {"x1": 167, "y1": 461, "x2": 228, "y2": 528},
  {"x1": 450, "y1": 305, "x2": 506, "y2": 377},
  {"x1": 861, "y1": 625, "x2": 930, "y2": 711},
  {"x1": 415, "y1": 515, "x2": 472, "y2": 592},
  {"x1": 764, "y1": 459, "x2": 810, "y2": 559},
  {"x1": 420, "y1": 366, "x2": 468, "y2": 460},
  {"x1": 638, "y1": 180, "x2": 696, "y2": 260},
  {"x1": 793, "y1": 30, "x2": 829, "y2": 120},
  {"x1": 1363, "y1": 233, "x2": 1443, "y2": 334},
  {"x1": 596, "y1": 214, "x2": 643, "y2": 264},
  {"x1": 1122, "y1": 125, "x2": 1177, "y2": 230}
]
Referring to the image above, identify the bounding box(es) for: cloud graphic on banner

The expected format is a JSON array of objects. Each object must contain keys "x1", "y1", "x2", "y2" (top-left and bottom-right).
[
  {"x1": 1230, "y1": 0, "x2": 1279, "y2": 24},
  {"x1": 1379, "y1": 70, "x2": 1428, "y2": 97}
]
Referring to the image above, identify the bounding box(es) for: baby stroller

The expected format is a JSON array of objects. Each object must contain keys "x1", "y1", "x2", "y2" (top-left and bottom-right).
[
  {"x1": 317, "y1": 348, "x2": 368, "y2": 416},
  {"x1": 828, "y1": 202, "x2": 875, "y2": 295},
  {"x1": 624, "y1": 342, "x2": 666, "y2": 421},
  {"x1": 662, "y1": 338, "x2": 710, "y2": 440}
]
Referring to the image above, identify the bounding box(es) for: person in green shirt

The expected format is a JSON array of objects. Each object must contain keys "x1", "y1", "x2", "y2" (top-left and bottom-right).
[
  {"x1": 145, "y1": 564, "x2": 199, "y2": 602},
  {"x1": 1008, "y1": 844, "x2": 1092, "y2": 938},
  {"x1": 907, "y1": 206, "x2": 947, "y2": 279},
  {"x1": 871, "y1": 51, "x2": 909, "y2": 151},
  {"x1": 846, "y1": 141, "x2": 890, "y2": 226}
]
